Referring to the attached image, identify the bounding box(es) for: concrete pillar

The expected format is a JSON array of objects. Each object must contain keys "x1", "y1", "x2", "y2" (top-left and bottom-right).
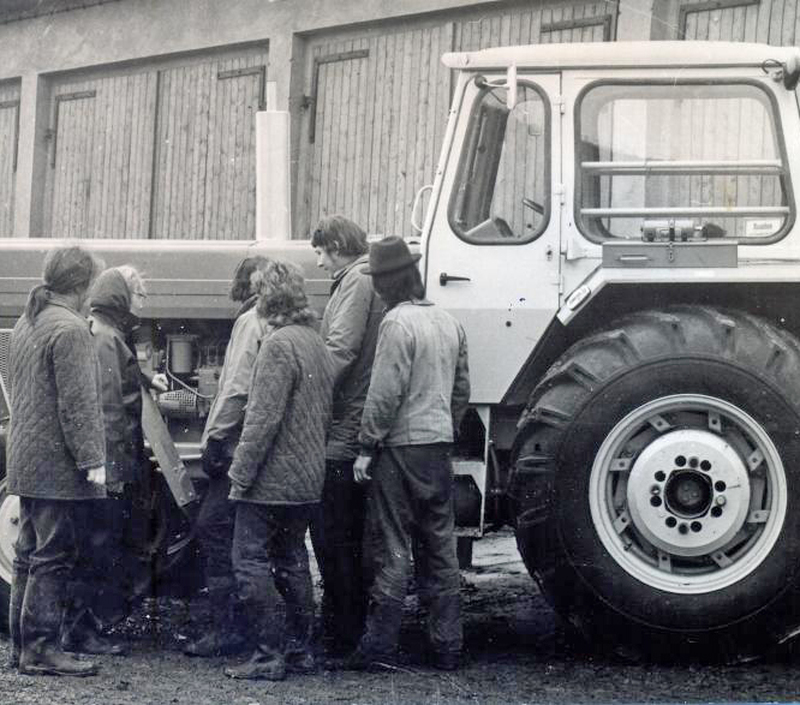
[{"x1": 13, "y1": 73, "x2": 48, "y2": 238}]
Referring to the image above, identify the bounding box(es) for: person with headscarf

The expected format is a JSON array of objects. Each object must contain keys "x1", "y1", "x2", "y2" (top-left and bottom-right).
[
  {"x1": 60, "y1": 265, "x2": 167, "y2": 650},
  {"x1": 7, "y1": 245, "x2": 107, "y2": 677},
  {"x1": 223, "y1": 260, "x2": 334, "y2": 681}
]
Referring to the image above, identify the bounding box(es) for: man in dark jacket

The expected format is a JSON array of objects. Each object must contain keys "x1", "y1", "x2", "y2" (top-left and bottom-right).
[
  {"x1": 224, "y1": 260, "x2": 334, "y2": 681},
  {"x1": 309, "y1": 215, "x2": 383, "y2": 654},
  {"x1": 349, "y1": 236, "x2": 470, "y2": 672},
  {"x1": 183, "y1": 256, "x2": 269, "y2": 657},
  {"x1": 7, "y1": 246, "x2": 106, "y2": 677}
]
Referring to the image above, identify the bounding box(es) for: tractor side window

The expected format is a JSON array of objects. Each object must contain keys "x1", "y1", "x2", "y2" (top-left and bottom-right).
[
  {"x1": 577, "y1": 82, "x2": 792, "y2": 243},
  {"x1": 449, "y1": 82, "x2": 549, "y2": 244}
]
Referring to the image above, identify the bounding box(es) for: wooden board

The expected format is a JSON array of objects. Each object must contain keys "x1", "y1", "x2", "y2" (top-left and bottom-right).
[{"x1": 140, "y1": 389, "x2": 199, "y2": 509}]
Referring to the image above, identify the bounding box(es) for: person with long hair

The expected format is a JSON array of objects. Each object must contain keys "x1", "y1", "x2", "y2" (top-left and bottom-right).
[
  {"x1": 309, "y1": 215, "x2": 383, "y2": 655},
  {"x1": 223, "y1": 260, "x2": 334, "y2": 681},
  {"x1": 347, "y1": 236, "x2": 470, "y2": 672},
  {"x1": 6, "y1": 245, "x2": 107, "y2": 677}
]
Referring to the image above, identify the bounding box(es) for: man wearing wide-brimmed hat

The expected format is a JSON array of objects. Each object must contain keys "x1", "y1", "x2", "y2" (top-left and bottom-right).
[{"x1": 347, "y1": 236, "x2": 470, "y2": 672}]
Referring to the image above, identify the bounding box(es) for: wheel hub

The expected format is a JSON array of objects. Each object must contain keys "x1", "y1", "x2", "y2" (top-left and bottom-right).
[{"x1": 626, "y1": 429, "x2": 751, "y2": 558}]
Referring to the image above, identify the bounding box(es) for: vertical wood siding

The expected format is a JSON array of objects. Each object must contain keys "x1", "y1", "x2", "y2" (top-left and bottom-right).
[
  {"x1": 42, "y1": 45, "x2": 266, "y2": 239},
  {"x1": 0, "y1": 82, "x2": 20, "y2": 237},
  {"x1": 677, "y1": 1, "x2": 784, "y2": 237},
  {"x1": 299, "y1": 1, "x2": 614, "y2": 239},
  {"x1": 151, "y1": 51, "x2": 267, "y2": 240}
]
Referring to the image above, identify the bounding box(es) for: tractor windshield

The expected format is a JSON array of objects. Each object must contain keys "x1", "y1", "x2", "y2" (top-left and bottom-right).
[{"x1": 577, "y1": 81, "x2": 792, "y2": 243}]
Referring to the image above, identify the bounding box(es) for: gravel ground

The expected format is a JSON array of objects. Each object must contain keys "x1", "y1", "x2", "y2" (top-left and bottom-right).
[{"x1": 2, "y1": 531, "x2": 800, "y2": 705}]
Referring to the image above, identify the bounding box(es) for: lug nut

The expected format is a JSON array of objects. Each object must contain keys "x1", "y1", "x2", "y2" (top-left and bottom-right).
[
  {"x1": 651, "y1": 485, "x2": 661, "y2": 495},
  {"x1": 10, "y1": 516, "x2": 19, "y2": 525},
  {"x1": 716, "y1": 496, "x2": 726, "y2": 506}
]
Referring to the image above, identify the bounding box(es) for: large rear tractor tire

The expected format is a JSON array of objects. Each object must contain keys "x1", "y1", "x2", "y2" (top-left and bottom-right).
[
  {"x1": 0, "y1": 476, "x2": 15, "y2": 631},
  {"x1": 508, "y1": 306, "x2": 800, "y2": 662}
]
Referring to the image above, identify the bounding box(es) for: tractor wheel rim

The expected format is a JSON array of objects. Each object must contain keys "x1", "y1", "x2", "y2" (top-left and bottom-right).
[
  {"x1": 589, "y1": 394, "x2": 787, "y2": 594},
  {"x1": 0, "y1": 483, "x2": 18, "y2": 586}
]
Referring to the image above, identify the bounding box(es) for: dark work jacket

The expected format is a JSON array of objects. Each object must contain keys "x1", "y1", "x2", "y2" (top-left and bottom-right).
[
  {"x1": 88, "y1": 270, "x2": 145, "y2": 487},
  {"x1": 7, "y1": 296, "x2": 106, "y2": 500},
  {"x1": 229, "y1": 323, "x2": 334, "y2": 505},
  {"x1": 320, "y1": 254, "x2": 384, "y2": 461}
]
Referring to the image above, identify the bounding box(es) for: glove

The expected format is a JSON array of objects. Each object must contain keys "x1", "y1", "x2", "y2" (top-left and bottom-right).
[{"x1": 202, "y1": 438, "x2": 230, "y2": 478}]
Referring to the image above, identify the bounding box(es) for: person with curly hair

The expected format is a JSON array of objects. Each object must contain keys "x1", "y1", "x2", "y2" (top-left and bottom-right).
[{"x1": 224, "y1": 260, "x2": 334, "y2": 681}]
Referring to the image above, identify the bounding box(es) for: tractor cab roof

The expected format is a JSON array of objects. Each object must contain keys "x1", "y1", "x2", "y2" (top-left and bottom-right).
[{"x1": 442, "y1": 41, "x2": 800, "y2": 73}]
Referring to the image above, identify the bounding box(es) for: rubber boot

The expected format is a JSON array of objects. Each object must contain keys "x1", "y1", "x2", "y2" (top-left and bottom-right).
[
  {"x1": 283, "y1": 594, "x2": 315, "y2": 674},
  {"x1": 425, "y1": 591, "x2": 462, "y2": 670},
  {"x1": 183, "y1": 584, "x2": 247, "y2": 657},
  {"x1": 7, "y1": 567, "x2": 27, "y2": 668},
  {"x1": 223, "y1": 606, "x2": 285, "y2": 681},
  {"x1": 61, "y1": 611, "x2": 126, "y2": 656},
  {"x1": 19, "y1": 573, "x2": 98, "y2": 677},
  {"x1": 342, "y1": 597, "x2": 404, "y2": 671}
]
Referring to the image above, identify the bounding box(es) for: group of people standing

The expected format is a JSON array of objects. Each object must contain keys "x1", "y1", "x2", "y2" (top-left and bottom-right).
[{"x1": 5, "y1": 214, "x2": 470, "y2": 682}]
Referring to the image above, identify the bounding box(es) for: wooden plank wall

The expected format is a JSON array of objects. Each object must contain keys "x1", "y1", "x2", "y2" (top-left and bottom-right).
[
  {"x1": 0, "y1": 82, "x2": 19, "y2": 237},
  {"x1": 42, "y1": 45, "x2": 267, "y2": 239},
  {"x1": 298, "y1": 1, "x2": 615, "y2": 239},
  {"x1": 150, "y1": 51, "x2": 267, "y2": 240},
  {"x1": 675, "y1": 1, "x2": 785, "y2": 237}
]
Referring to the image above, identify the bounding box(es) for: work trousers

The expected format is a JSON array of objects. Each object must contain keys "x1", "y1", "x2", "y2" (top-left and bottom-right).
[
  {"x1": 232, "y1": 502, "x2": 315, "y2": 659},
  {"x1": 310, "y1": 458, "x2": 368, "y2": 651},
  {"x1": 196, "y1": 458, "x2": 237, "y2": 593},
  {"x1": 12, "y1": 497, "x2": 94, "y2": 653},
  {"x1": 362, "y1": 443, "x2": 462, "y2": 657},
  {"x1": 80, "y1": 483, "x2": 151, "y2": 626}
]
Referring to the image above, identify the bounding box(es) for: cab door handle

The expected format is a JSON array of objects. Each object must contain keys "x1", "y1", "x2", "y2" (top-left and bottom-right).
[{"x1": 439, "y1": 272, "x2": 472, "y2": 286}]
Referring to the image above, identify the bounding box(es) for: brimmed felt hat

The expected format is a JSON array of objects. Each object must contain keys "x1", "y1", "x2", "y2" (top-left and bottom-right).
[{"x1": 362, "y1": 236, "x2": 421, "y2": 275}]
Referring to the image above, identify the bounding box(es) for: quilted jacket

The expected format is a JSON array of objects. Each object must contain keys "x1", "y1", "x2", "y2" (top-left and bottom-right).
[
  {"x1": 88, "y1": 269, "x2": 146, "y2": 487},
  {"x1": 228, "y1": 322, "x2": 334, "y2": 505},
  {"x1": 320, "y1": 253, "x2": 384, "y2": 461},
  {"x1": 6, "y1": 297, "x2": 106, "y2": 500}
]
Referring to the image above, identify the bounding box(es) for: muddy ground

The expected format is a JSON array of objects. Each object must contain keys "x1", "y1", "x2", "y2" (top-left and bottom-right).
[{"x1": 2, "y1": 530, "x2": 800, "y2": 705}]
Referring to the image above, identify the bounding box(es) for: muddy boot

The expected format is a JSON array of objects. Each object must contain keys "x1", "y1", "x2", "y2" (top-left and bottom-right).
[
  {"x1": 184, "y1": 584, "x2": 247, "y2": 657},
  {"x1": 224, "y1": 605, "x2": 285, "y2": 680},
  {"x1": 341, "y1": 597, "x2": 403, "y2": 671},
  {"x1": 61, "y1": 612, "x2": 126, "y2": 656},
  {"x1": 284, "y1": 598, "x2": 315, "y2": 674},
  {"x1": 223, "y1": 648, "x2": 286, "y2": 680},
  {"x1": 7, "y1": 567, "x2": 27, "y2": 668},
  {"x1": 19, "y1": 574, "x2": 98, "y2": 677}
]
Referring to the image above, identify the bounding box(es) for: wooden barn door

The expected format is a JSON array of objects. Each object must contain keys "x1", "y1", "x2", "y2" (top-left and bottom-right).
[
  {"x1": 150, "y1": 51, "x2": 267, "y2": 240},
  {"x1": 297, "y1": 25, "x2": 453, "y2": 239},
  {"x1": 43, "y1": 73, "x2": 158, "y2": 239},
  {"x1": 0, "y1": 82, "x2": 19, "y2": 237}
]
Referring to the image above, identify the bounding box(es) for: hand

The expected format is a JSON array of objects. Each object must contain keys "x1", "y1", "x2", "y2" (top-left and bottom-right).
[
  {"x1": 150, "y1": 373, "x2": 169, "y2": 393},
  {"x1": 87, "y1": 466, "x2": 106, "y2": 486},
  {"x1": 202, "y1": 438, "x2": 228, "y2": 477},
  {"x1": 353, "y1": 454, "x2": 373, "y2": 484}
]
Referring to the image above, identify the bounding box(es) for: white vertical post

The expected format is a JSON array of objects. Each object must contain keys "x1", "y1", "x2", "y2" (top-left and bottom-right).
[{"x1": 255, "y1": 82, "x2": 291, "y2": 240}]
